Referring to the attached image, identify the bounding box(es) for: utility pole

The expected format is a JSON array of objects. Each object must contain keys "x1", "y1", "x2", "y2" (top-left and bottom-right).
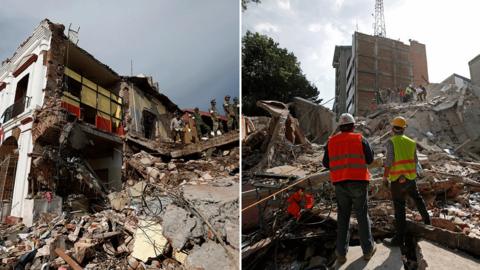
[{"x1": 374, "y1": 0, "x2": 386, "y2": 37}]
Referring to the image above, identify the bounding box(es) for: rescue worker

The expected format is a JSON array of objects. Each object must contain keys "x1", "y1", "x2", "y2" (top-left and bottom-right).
[
  {"x1": 420, "y1": 85, "x2": 427, "y2": 101},
  {"x1": 383, "y1": 116, "x2": 431, "y2": 247},
  {"x1": 209, "y1": 99, "x2": 221, "y2": 136},
  {"x1": 405, "y1": 85, "x2": 414, "y2": 102},
  {"x1": 192, "y1": 107, "x2": 210, "y2": 139},
  {"x1": 322, "y1": 113, "x2": 376, "y2": 264},
  {"x1": 223, "y1": 95, "x2": 235, "y2": 131},
  {"x1": 233, "y1": 97, "x2": 239, "y2": 130},
  {"x1": 170, "y1": 112, "x2": 184, "y2": 144},
  {"x1": 286, "y1": 187, "x2": 314, "y2": 220}
]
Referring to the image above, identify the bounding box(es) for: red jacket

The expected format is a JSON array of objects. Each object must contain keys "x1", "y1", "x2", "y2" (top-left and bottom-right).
[{"x1": 287, "y1": 190, "x2": 314, "y2": 219}]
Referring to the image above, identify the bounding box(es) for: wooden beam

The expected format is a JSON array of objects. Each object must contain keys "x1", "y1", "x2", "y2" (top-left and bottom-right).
[{"x1": 55, "y1": 248, "x2": 83, "y2": 270}]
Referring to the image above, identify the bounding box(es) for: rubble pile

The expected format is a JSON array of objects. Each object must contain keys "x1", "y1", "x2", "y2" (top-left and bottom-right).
[
  {"x1": 1, "y1": 147, "x2": 239, "y2": 270},
  {"x1": 242, "y1": 83, "x2": 480, "y2": 268},
  {"x1": 242, "y1": 100, "x2": 311, "y2": 171}
]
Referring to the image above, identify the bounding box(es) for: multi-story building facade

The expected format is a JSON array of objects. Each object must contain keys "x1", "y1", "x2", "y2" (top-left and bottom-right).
[
  {"x1": 469, "y1": 54, "x2": 480, "y2": 87},
  {"x1": 0, "y1": 20, "x2": 179, "y2": 224},
  {"x1": 333, "y1": 32, "x2": 429, "y2": 116}
]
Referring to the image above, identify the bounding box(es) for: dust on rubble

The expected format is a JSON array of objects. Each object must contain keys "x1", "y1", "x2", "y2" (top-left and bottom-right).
[
  {"x1": 242, "y1": 83, "x2": 480, "y2": 269},
  {"x1": 0, "y1": 146, "x2": 239, "y2": 270}
]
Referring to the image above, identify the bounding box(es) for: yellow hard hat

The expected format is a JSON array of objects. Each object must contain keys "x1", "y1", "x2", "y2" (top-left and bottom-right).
[{"x1": 391, "y1": 116, "x2": 407, "y2": 128}]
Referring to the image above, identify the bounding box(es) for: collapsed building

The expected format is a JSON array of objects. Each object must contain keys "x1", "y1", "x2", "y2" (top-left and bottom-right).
[
  {"x1": 0, "y1": 19, "x2": 239, "y2": 269},
  {"x1": 241, "y1": 81, "x2": 480, "y2": 269},
  {"x1": 333, "y1": 32, "x2": 429, "y2": 117}
]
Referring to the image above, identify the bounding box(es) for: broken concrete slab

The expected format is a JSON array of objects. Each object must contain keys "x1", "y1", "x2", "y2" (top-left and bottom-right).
[
  {"x1": 335, "y1": 243, "x2": 403, "y2": 270},
  {"x1": 161, "y1": 204, "x2": 203, "y2": 250},
  {"x1": 131, "y1": 219, "x2": 168, "y2": 262},
  {"x1": 182, "y1": 179, "x2": 238, "y2": 205},
  {"x1": 266, "y1": 165, "x2": 307, "y2": 178},
  {"x1": 170, "y1": 131, "x2": 239, "y2": 158},
  {"x1": 107, "y1": 192, "x2": 130, "y2": 211},
  {"x1": 418, "y1": 240, "x2": 480, "y2": 270},
  {"x1": 127, "y1": 181, "x2": 146, "y2": 198},
  {"x1": 185, "y1": 241, "x2": 234, "y2": 270}
]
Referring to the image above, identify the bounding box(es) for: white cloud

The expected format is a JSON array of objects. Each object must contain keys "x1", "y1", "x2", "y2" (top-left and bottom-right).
[
  {"x1": 244, "y1": 0, "x2": 480, "y2": 108},
  {"x1": 334, "y1": 0, "x2": 345, "y2": 10},
  {"x1": 254, "y1": 22, "x2": 280, "y2": 33},
  {"x1": 278, "y1": 0, "x2": 291, "y2": 10},
  {"x1": 308, "y1": 23, "x2": 322, "y2": 32}
]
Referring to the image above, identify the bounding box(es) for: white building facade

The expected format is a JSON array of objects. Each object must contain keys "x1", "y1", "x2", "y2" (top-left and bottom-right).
[{"x1": 0, "y1": 21, "x2": 52, "y2": 220}]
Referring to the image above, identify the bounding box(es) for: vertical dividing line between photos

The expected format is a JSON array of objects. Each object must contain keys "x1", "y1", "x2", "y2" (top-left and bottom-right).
[{"x1": 238, "y1": 0, "x2": 243, "y2": 268}]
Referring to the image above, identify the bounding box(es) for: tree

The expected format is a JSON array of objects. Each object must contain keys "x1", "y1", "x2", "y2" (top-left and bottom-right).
[
  {"x1": 242, "y1": 31, "x2": 320, "y2": 116},
  {"x1": 242, "y1": 0, "x2": 261, "y2": 11}
]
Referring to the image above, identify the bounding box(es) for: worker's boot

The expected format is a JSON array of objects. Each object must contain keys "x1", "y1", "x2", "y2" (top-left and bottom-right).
[
  {"x1": 383, "y1": 235, "x2": 403, "y2": 247},
  {"x1": 335, "y1": 250, "x2": 347, "y2": 265},
  {"x1": 363, "y1": 244, "x2": 377, "y2": 260}
]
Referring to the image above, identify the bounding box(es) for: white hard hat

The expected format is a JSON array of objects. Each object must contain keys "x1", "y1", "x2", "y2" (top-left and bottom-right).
[{"x1": 339, "y1": 113, "x2": 355, "y2": 125}]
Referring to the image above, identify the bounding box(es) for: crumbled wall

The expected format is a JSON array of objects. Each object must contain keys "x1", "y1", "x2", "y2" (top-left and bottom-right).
[
  {"x1": 291, "y1": 97, "x2": 335, "y2": 144},
  {"x1": 32, "y1": 21, "x2": 67, "y2": 142}
]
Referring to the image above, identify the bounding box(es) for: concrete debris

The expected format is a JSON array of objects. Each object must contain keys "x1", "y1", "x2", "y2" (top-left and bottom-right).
[
  {"x1": 1, "y1": 119, "x2": 239, "y2": 270},
  {"x1": 185, "y1": 241, "x2": 235, "y2": 270},
  {"x1": 417, "y1": 240, "x2": 480, "y2": 270},
  {"x1": 243, "y1": 100, "x2": 311, "y2": 171},
  {"x1": 266, "y1": 165, "x2": 307, "y2": 178},
  {"x1": 1, "y1": 142, "x2": 239, "y2": 269},
  {"x1": 242, "y1": 83, "x2": 480, "y2": 269},
  {"x1": 162, "y1": 204, "x2": 203, "y2": 250},
  {"x1": 131, "y1": 219, "x2": 168, "y2": 262}
]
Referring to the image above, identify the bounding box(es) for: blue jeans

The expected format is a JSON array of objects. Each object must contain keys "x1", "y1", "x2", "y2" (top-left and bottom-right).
[{"x1": 335, "y1": 181, "x2": 374, "y2": 255}]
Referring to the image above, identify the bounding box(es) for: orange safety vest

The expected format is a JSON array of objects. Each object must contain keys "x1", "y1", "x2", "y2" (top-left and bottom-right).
[{"x1": 328, "y1": 132, "x2": 370, "y2": 183}]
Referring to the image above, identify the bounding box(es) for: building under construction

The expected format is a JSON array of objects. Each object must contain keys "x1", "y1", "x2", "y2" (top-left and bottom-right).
[{"x1": 333, "y1": 32, "x2": 429, "y2": 117}]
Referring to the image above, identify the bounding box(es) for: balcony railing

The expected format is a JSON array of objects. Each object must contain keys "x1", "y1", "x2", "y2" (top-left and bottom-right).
[{"x1": 1, "y1": 96, "x2": 31, "y2": 124}]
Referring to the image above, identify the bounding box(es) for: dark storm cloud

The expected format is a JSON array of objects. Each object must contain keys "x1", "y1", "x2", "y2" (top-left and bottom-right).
[{"x1": 0, "y1": 0, "x2": 239, "y2": 111}]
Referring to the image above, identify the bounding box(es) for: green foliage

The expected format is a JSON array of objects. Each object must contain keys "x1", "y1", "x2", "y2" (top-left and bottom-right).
[
  {"x1": 242, "y1": 0, "x2": 261, "y2": 11},
  {"x1": 242, "y1": 31, "x2": 319, "y2": 116}
]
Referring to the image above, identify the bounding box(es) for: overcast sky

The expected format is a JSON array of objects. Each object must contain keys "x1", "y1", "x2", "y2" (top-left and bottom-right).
[
  {"x1": 0, "y1": 0, "x2": 239, "y2": 111},
  {"x1": 243, "y1": 0, "x2": 480, "y2": 108}
]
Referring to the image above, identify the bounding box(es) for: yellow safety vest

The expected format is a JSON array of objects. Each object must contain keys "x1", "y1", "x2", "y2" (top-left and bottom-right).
[{"x1": 389, "y1": 135, "x2": 417, "y2": 181}]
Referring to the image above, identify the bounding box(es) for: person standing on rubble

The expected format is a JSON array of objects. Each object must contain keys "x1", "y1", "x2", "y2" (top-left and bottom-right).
[
  {"x1": 209, "y1": 99, "x2": 221, "y2": 136},
  {"x1": 223, "y1": 95, "x2": 235, "y2": 131},
  {"x1": 420, "y1": 85, "x2": 427, "y2": 101},
  {"x1": 383, "y1": 116, "x2": 431, "y2": 248},
  {"x1": 170, "y1": 112, "x2": 185, "y2": 144},
  {"x1": 398, "y1": 88, "x2": 405, "y2": 103},
  {"x1": 192, "y1": 107, "x2": 210, "y2": 140},
  {"x1": 322, "y1": 113, "x2": 376, "y2": 264},
  {"x1": 233, "y1": 97, "x2": 240, "y2": 130},
  {"x1": 416, "y1": 85, "x2": 424, "y2": 102},
  {"x1": 405, "y1": 85, "x2": 414, "y2": 102}
]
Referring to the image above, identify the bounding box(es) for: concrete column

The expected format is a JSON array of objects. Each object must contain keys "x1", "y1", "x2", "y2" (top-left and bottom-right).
[
  {"x1": 10, "y1": 129, "x2": 33, "y2": 218},
  {"x1": 27, "y1": 51, "x2": 47, "y2": 110}
]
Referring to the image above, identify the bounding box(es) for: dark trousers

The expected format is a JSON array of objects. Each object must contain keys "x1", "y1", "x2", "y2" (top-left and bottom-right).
[
  {"x1": 335, "y1": 181, "x2": 374, "y2": 256},
  {"x1": 390, "y1": 179, "x2": 430, "y2": 242}
]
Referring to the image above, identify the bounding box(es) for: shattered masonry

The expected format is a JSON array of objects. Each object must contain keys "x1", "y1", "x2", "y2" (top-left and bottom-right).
[
  {"x1": 242, "y1": 81, "x2": 480, "y2": 268},
  {"x1": 0, "y1": 19, "x2": 239, "y2": 269}
]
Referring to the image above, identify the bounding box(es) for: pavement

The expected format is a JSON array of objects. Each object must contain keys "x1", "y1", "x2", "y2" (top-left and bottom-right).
[
  {"x1": 335, "y1": 243, "x2": 404, "y2": 270},
  {"x1": 418, "y1": 240, "x2": 480, "y2": 270}
]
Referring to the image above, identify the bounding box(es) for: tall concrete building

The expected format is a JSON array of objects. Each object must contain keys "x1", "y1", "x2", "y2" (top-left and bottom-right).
[
  {"x1": 332, "y1": 46, "x2": 352, "y2": 116},
  {"x1": 469, "y1": 54, "x2": 480, "y2": 86},
  {"x1": 333, "y1": 32, "x2": 429, "y2": 116}
]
